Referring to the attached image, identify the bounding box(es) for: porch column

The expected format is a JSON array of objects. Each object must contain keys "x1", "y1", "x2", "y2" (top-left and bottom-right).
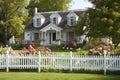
[
  {"x1": 30, "y1": 32, "x2": 32, "y2": 41},
  {"x1": 44, "y1": 32, "x2": 46, "y2": 40},
  {"x1": 59, "y1": 31, "x2": 61, "y2": 38},
  {"x1": 39, "y1": 32, "x2": 41, "y2": 40},
  {"x1": 41, "y1": 32, "x2": 43, "y2": 39}
]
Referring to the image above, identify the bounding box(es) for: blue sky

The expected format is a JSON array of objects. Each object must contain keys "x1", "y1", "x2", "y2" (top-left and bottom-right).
[{"x1": 69, "y1": 0, "x2": 93, "y2": 10}]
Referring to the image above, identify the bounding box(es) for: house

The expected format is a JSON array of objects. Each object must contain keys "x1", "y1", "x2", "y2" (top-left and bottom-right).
[{"x1": 24, "y1": 8, "x2": 86, "y2": 45}]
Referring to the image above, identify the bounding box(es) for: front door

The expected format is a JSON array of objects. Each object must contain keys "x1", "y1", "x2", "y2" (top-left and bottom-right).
[{"x1": 46, "y1": 31, "x2": 56, "y2": 45}]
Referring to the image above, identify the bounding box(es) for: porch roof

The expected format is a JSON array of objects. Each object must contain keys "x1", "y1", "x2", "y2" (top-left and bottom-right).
[{"x1": 40, "y1": 23, "x2": 62, "y2": 32}]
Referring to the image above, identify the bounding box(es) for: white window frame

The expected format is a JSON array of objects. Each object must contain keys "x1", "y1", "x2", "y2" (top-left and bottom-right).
[
  {"x1": 52, "y1": 17, "x2": 57, "y2": 24},
  {"x1": 70, "y1": 16, "x2": 76, "y2": 26},
  {"x1": 36, "y1": 18, "x2": 41, "y2": 27}
]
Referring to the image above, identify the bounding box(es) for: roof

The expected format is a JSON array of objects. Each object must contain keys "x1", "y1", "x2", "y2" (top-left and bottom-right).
[{"x1": 25, "y1": 9, "x2": 85, "y2": 31}]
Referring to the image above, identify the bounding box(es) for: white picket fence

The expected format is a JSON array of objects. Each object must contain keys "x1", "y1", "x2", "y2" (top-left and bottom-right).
[{"x1": 0, "y1": 51, "x2": 120, "y2": 75}]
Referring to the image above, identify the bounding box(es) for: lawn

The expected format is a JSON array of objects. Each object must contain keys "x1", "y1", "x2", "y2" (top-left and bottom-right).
[{"x1": 0, "y1": 72, "x2": 120, "y2": 80}]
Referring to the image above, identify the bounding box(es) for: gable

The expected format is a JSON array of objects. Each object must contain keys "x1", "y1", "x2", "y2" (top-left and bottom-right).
[{"x1": 40, "y1": 23, "x2": 62, "y2": 32}]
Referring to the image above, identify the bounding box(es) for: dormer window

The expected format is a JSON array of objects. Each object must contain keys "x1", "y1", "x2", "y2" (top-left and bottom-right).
[
  {"x1": 36, "y1": 18, "x2": 41, "y2": 26},
  {"x1": 33, "y1": 18, "x2": 41, "y2": 27},
  {"x1": 53, "y1": 17, "x2": 57, "y2": 24},
  {"x1": 33, "y1": 13, "x2": 45, "y2": 28},
  {"x1": 70, "y1": 16, "x2": 76, "y2": 25},
  {"x1": 67, "y1": 11, "x2": 79, "y2": 26},
  {"x1": 50, "y1": 13, "x2": 61, "y2": 25}
]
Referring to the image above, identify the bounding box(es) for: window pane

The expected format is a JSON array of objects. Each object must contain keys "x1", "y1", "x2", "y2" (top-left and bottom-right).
[
  {"x1": 70, "y1": 16, "x2": 75, "y2": 25},
  {"x1": 34, "y1": 33, "x2": 39, "y2": 40},
  {"x1": 53, "y1": 17, "x2": 57, "y2": 24},
  {"x1": 36, "y1": 18, "x2": 41, "y2": 26},
  {"x1": 69, "y1": 32, "x2": 74, "y2": 40}
]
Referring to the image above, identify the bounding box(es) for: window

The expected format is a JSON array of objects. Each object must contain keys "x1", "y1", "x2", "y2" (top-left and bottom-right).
[
  {"x1": 34, "y1": 33, "x2": 39, "y2": 40},
  {"x1": 70, "y1": 16, "x2": 75, "y2": 25},
  {"x1": 67, "y1": 32, "x2": 74, "y2": 40},
  {"x1": 36, "y1": 18, "x2": 41, "y2": 26},
  {"x1": 53, "y1": 17, "x2": 57, "y2": 24},
  {"x1": 52, "y1": 33, "x2": 56, "y2": 41}
]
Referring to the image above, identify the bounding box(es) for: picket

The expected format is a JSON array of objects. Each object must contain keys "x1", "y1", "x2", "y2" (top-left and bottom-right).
[{"x1": 0, "y1": 51, "x2": 120, "y2": 74}]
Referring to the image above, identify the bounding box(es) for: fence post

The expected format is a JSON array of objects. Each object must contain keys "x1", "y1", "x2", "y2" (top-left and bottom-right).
[
  {"x1": 6, "y1": 51, "x2": 9, "y2": 72},
  {"x1": 70, "y1": 48, "x2": 72, "y2": 71},
  {"x1": 38, "y1": 51, "x2": 41, "y2": 72},
  {"x1": 103, "y1": 50, "x2": 107, "y2": 75}
]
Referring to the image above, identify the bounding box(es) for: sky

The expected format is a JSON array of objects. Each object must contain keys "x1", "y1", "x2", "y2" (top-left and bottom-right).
[{"x1": 69, "y1": 0, "x2": 93, "y2": 10}]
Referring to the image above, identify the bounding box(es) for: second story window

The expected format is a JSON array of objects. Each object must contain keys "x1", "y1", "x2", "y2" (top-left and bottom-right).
[
  {"x1": 70, "y1": 16, "x2": 76, "y2": 25},
  {"x1": 36, "y1": 18, "x2": 41, "y2": 26},
  {"x1": 53, "y1": 17, "x2": 57, "y2": 24}
]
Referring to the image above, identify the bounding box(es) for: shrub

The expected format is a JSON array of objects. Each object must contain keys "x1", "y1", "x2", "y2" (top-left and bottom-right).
[
  {"x1": 88, "y1": 44, "x2": 115, "y2": 55},
  {"x1": 37, "y1": 46, "x2": 55, "y2": 55},
  {"x1": 83, "y1": 38, "x2": 106, "y2": 50},
  {"x1": 49, "y1": 44, "x2": 62, "y2": 51},
  {"x1": 0, "y1": 47, "x2": 6, "y2": 54},
  {"x1": 64, "y1": 40, "x2": 77, "y2": 49},
  {"x1": 0, "y1": 46, "x2": 15, "y2": 55},
  {"x1": 111, "y1": 47, "x2": 120, "y2": 55}
]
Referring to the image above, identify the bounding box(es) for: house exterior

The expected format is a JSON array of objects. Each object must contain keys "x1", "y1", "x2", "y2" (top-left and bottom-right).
[{"x1": 24, "y1": 8, "x2": 86, "y2": 45}]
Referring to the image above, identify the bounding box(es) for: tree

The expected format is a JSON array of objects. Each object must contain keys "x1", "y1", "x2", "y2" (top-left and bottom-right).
[
  {"x1": 28, "y1": 0, "x2": 72, "y2": 16},
  {"x1": 73, "y1": 13, "x2": 88, "y2": 36},
  {"x1": 74, "y1": 0, "x2": 120, "y2": 46},
  {"x1": 0, "y1": 0, "x2": 28, "y2": 44}
]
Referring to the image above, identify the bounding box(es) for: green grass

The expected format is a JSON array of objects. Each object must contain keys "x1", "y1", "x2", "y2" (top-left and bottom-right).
[{"x1": 0, "y1": 72, "x2": 120, "y2": 80}]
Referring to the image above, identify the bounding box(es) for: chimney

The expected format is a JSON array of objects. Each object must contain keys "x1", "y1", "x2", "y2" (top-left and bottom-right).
[{"x1": 34, "y1": 7, "x2": 38, "y2": 14}]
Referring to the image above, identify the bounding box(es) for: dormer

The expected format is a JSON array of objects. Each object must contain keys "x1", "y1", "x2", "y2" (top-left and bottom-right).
[
  {"x1": 33, "y1": 13, "x2": 45, "y2": 28},
  {"x1": 50, "y1": 12, "x2": 62, "y2": 25},
  {"x1": 67, "y1": 11, "x2": 79, "y2": 26}
]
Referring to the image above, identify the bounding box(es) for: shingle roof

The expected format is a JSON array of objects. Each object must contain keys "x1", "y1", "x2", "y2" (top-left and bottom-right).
[{"x1": 25, "y1": 10, "x2": 85, "y2": 31}]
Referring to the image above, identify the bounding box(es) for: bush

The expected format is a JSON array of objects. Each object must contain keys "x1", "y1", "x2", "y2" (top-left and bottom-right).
[
  {"x1": 10, "y1": 44, "x2": 29, "y2": 50},
  {"x1": 77, "y1": 43, "x2": 85, "y2": 48},
  {"x1": 64, "y1": 40, "x2": 77, "y2": 49},
  {"x1": 49, "y1": 44, "x2": 62, "y2": 51},
  {"x1": 111, "y1": 47, "x2": 120, "y2": 55},
  {"x1": 37, "y1": 46, "x2": 55, "y2": 55},
  {"x1": 83, "y1": 38, "x2": 106, "y2": 50},
  {"x1": 0, "y1": 47, "x2": 6, "y2": 54}
]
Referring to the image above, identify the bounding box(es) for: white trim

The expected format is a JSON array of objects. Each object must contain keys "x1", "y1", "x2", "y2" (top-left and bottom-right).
[
  {"x1": 40, "y1": 23, "x2": 62, "y2": 32},
  {"x1": 50, "y1": 13, "x2": 62, "y2": 25},
  {"x1": 67, "y1": 11, "x2": 79, "y2": 26},
  {"x1": 33, "y1": 13, "x2": 45, "y2": 27}
]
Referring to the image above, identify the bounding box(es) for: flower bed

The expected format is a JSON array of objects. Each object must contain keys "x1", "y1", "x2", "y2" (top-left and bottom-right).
[{"x1": 0, "y1": 45, "x2": 55, "y2": 56}]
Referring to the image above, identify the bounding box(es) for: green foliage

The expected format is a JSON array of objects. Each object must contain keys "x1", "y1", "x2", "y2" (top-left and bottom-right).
[
  {"x1": 28, "y1": 0, "x2": 72, "y2": 16},
  {"x1": 0, "y1": 0, "x2": 28, "y2": 44},
  {"x1": 111, "y1": 47, "x2": 120, "y2": 55},
  {"x1": 10, "y1": 44, "x2": 29, "y2": 50},
  {"x1": 64, "y1": 40, "x2": 77, "y2": 48},
  {"x1": 0, "y1": 47, "x2": 6, "y2": 54},
  {"x1": 87, "y1": 0, "x2": 120, "y2": 45},
  {"x1": 73, "y1": 13, "x2": 88, "y2": 36},
  {"x1": 77, "y1": 49, "x2": 89, "y2": 55},
  {"x1": 49, "y1": 44, "x2": 62, "y2": 51}
]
